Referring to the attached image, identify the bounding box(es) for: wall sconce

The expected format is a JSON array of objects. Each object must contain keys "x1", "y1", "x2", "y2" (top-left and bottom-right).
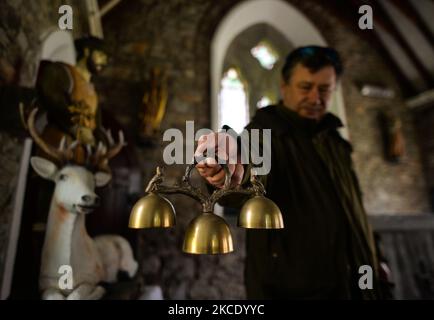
[{"x1": 129, "y1": 164, "x2": 283, "y2": 255}]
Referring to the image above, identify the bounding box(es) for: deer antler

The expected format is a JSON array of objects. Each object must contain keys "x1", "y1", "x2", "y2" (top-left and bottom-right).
[
  {"x1": 105, "y1": 130, "x2": 125, "y2": 160},
  {"x1": 27, "y1": 108, "x2": 71, "y2": 162},
  {"x1": 28, "y1": 108, "x2": 125, "y2": 170},
  {"x1": 92, "y1": 129, "x2": 126, "y2": 170}
]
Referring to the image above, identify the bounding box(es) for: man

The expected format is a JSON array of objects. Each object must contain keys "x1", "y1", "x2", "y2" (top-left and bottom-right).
[
  {"x1": 35, "y1": 36, "x2": 108, "y2": 147},
  {"x1": 195, "y1": 46, "x2": 388, "y2": 299}
]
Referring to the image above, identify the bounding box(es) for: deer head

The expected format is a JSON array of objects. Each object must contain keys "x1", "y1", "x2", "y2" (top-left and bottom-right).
[{"x1": 27, "y1": 108, "x2": 125, "y2": 214}]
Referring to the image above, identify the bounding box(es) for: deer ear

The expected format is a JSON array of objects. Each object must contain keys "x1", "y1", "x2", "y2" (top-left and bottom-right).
[
  {"x1": 30, "y1": 157, "x2": 58, "y2": 180},
  {"x1": 95, "y1": 171, "x2": 112, "y2": 187}
]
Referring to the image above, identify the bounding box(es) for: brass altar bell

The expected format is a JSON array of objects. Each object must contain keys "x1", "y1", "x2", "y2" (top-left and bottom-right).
[{"x1": 129, "y1": 162, "x2": 283, "y2": 255}]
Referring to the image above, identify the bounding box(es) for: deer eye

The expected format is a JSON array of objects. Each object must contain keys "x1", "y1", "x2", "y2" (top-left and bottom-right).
[{"x1": 59, "y1": 174, "x2": 68, "y2": 181}]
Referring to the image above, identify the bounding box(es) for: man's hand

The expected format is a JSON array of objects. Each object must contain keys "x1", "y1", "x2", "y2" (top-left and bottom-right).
[{"x1": 195, "y1": 132, "x2": 244, "y2": 188}]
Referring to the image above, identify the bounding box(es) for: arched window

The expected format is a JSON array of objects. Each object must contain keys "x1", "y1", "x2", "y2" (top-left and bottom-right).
[
  {"x1": 250, "y1": 41, "x2": 279, "y2": 70},
  {"x1": 257, "y1": 96, "x2": 272, "y2": 109},
  {"x1": 218, "y1": 68, "x2": 249, "y2": 133}
]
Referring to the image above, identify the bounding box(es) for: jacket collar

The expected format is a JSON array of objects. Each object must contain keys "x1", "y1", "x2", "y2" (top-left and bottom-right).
[{"x1": 274, "y1": 102, "x2": 344, "y2": 136}]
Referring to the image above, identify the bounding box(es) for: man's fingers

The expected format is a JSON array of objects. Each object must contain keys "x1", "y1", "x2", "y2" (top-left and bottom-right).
[
  {"x1": 194, "y1": 132, "x2": 240, "y2": 188},
  {"x1": 197, "y1": 165, "x2": 221, "y2": 178},
  {"x1": 196, "y1": 157, "x2": 219, "y2": 172},
  {"x1": 216, "y1": 148, "x2": 229, "y2": 162},
  {"x1": 227, "y1": 163, "x2": 236, "y2": 175},
  {"x1": 217, "y1": 133, "x2": 238, "y2": 164},
  {"x1": 199, "y1": 164, "x2": 242, "y2": 189},
  {"x1": 195, "y1": 132, "x2": 238, "y2": 164},
  {"x1": 208, "y1": 169, "x2": 226, "y2": 188},
  {"x1": 196, "y1": 162, "x2": 208, "y2": 169},
  {"x1": 204, "y1": 157, "x2": 218, "y2": 165},
  {"x1": 208, "y1": 164, "x2": 235, "y2": 188},
  {"x1": 195, "y1": 133, "x2": 217, "y2": 159},
  {"x1": 196, "y1": 166, "x2": 208, "y2": 177},
  {"x1": 231, "y1": 164, "x2": 244, "y2": 187}
]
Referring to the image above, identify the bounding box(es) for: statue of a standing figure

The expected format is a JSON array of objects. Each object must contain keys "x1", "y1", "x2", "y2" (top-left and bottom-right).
[{"x1": 35, "y1": 36, "x2": 108, "y2": 149}]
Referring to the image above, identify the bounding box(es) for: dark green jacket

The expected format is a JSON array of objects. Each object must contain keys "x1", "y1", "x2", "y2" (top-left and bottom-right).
[{"x1": 225, "y1": 104, "x2": 381, "y2": 299}]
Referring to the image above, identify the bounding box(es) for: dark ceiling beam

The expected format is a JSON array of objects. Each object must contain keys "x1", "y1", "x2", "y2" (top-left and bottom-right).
[
  {"x1": 371, "y1": 0, "x2": 434, "y2": 86},
  {"x1": 389, "y1": 0, "x2": 434, "y2": 52}
]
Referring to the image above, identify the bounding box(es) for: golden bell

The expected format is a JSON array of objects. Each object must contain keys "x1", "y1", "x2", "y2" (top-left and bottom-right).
[
  {"x1": 129, "y1": 193, "x2": 176, "y2": 228},
  {"x1": 238, "y1": 196, "x2": 284, "y2": 229},
  {"x1": 183, "y1": 213, "x2": 233, "y2": 254}
]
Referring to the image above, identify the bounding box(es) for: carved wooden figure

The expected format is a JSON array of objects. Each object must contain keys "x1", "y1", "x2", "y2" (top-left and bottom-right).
[{"x1": 27, "y1": 109, "x2": 138, "y2": 300}]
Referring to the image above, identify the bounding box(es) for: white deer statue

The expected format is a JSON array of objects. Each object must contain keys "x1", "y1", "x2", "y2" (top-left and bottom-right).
[{"x1": 27, "y1": 109, "x2": 138, "y2": 300}]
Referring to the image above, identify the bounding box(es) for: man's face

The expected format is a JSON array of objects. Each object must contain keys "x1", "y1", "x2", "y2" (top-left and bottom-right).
[
  {"x1": 280, "y1": 63, "x2": 337, "y2": 121},
  {"x1": 87, "y1": 49, "x2": 108, "y2": 74}
]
